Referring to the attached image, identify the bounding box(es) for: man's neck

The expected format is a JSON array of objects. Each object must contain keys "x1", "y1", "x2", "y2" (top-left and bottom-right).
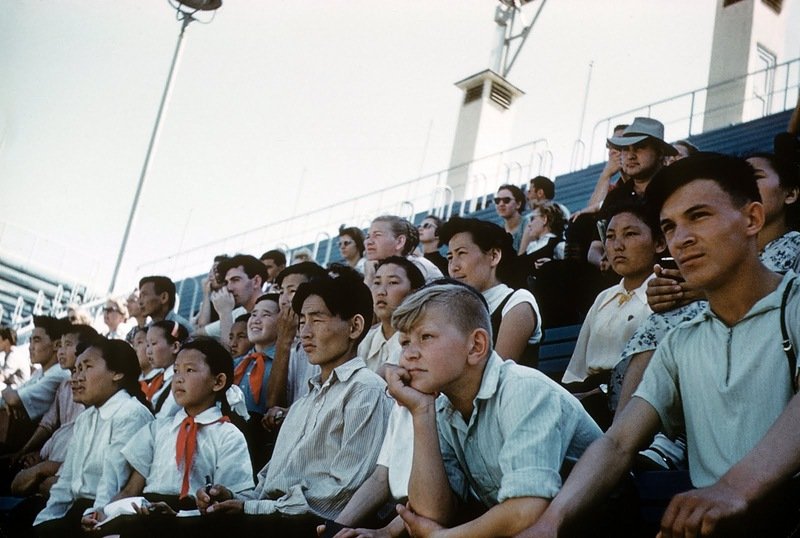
[
  {"x1": 631, "y1": 177, "x2": 652, "y2": 196},
  {"x1": 706, "y1": 259, "x2": 783, "y2": 326},
  {"x1": 421, "y1": 242, "x2": 438, "y2": 255},
  {"x1": 151, "y1": 310, "x2": 168, "y2": 323},
  {"x1": 757, "y1": 218, "x2": 789, "y2": 252},
  {"x1": 319, "y1": 349, "x2": 358, "y2": 383},
  {"x1": 504, "y1": 214, "x2": 521, "y2": 232},
  {"x1": 39, "y1": 356, "x2": 59, "y2": 372}
]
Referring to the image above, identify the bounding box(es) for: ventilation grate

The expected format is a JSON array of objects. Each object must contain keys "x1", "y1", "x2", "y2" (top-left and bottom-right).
[
  {"x1": 489, "y1": 82, "x2": 512, "y2": 109},
  {"x1": 464, "y1": 85, "x2": 482, "y2": 105}
]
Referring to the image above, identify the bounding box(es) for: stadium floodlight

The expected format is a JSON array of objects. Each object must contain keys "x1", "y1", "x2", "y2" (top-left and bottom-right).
[{"x1": 109, "y1": 0, "x2": 222, "y2": 293}]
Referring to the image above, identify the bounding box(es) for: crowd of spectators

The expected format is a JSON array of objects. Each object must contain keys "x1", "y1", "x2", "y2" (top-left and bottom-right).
[{"x1": 0, "y1": 99, "x2": 799, "y2": 537}]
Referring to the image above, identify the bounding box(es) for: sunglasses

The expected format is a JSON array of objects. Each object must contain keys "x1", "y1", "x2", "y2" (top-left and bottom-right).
[
  {"x1": 419, "y1": 222, "x2": 435, "y2": 229},
  {"x1": 493, "y1": 196, "x2": 514, "y2": 205},
  {"x1": 339, "y1": 240, "x2": 353, "y2": 247}
]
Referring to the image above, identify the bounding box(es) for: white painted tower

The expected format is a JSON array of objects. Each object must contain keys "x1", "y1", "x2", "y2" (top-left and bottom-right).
[{"x1": 703, "y1": 0, "x2": 800, "y2": 130}]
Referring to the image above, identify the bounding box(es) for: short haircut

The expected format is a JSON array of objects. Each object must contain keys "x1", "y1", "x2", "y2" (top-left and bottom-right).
[
  {"x1": 233, "y1": 313, "x2": 251, "y2": 324},
  {"x1": 213, "y1": 254, "x2": 230, "y2": 264},
  {"x1": 613, "y1": 124, "x2": 629, "y2": 134},
  {"x1": 0, "y1": 326, "x2": 17, "y2": 345},
  {"x1": 338, "y1": 226, "x2": 366, "y2": 256},
  {"x1": 327, "y1": 263, "x2": 364, "y2": 281},
  {"x1": 438, "y1": 216, "x2": 518, "y2": 285},
  {"x1": 254, "y1": 293, "x2": 280, "y2": 307},
  {"x1": 534, "y1": 201, "x2": 567, "y2": 238},
  {"x1": 422, "y1": 215, "x2": 443, "y2": 230},
  {"x1": 139, "y1": 276, "x2": 177, "y2": 310},
  {"x1": 392, "y1": 283, "x2": 492, "y2": 351},
  {"x1": 747, "y1": 152, "x2": 800, "y2": 230},
  {"x1": 603, "y1": 199, "x2": 662, "y2": 239},
  {"x1": 275, "y1": 261, "x2": 328, "y2": 288},
  {"x1": 180, "y1": 336, "x2": 234, "y2": 393},
  {"x1": 63, "y1": 324, "x2": 100, "y2": 346},
  {"x1": 375, "y1": 256, "x2": 426, "y2": 291},
  {"x1": 646, "y1": 153, "x2": 761, "y2": 216},
  {"x1": 33, "y1": 315, "x2": 63, "y2": 341},
  {"x1": 148, "y1": 320, "x2": 190, "y2": 345},
  {"x1": 259, "y1": 249, "x2": 286, "y2": 267},
  {"x1": 497, "y1": 183, "x2": 527, "y2": 212},
  {"x1": 529, "y1": 176, "x2": 555, "y2": 200},
  {"x1": 291, "y1": 272, "x2": 373, "y2": 345},
  {"x1": 372, "y1": 215, "x2": 419, "y2": 255},
  {"x1": 218, "y1": 254, "x2": 269, "y2": 283}
]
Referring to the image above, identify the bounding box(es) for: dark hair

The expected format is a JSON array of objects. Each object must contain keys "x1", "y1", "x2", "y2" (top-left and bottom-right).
[
  {"x1": 375, "y1": 256, "x2": 426, "y2": 291},
  {"x1": 529, "y1": 176, "x2": 555, "y2": 200},
  {"x1": 148, "y1": 320, "x2": 189, "y2": 346},
  {"x1": 63, "y1": 324, "x2": 100, "y2": 346},
  {"x1": 259, "y1": 249, "x2": 287, "y2": 267},
  {"x1": 33, "y1": 315, "x2": 63, "y2": 341},
  {"x1": 292, "y1": 273, "x2": 373, "y2": 345},
  {"x1": 213, "y1": 254, "x2": 230, "y2": 264},
  {"x1": 746, "y1": 152, "x2": 800, "y2": 230},
  {"x1": 338, "y1": 226, "x2": 366, "y2": 256},
  {"x1": 613, "y1": 124, "x2": 629, "y2": 134},
  {"x1": 604, "y1": 199, "x2": 662, "y2": 240},
  {"x1": 0, "y1": 327, "x2": 17, "y2": 346},
  {"x1": 254, "y1": 293, "x2": 280, "y2": 307},
  {"x1": 85, "y1": 337, "x2": 147, "y2": 408},
  {"x1": 421, "y1": 215, "x2": 443, "y2": 232},
  {"x1": 371, "y1": 216, "x2": 419, "y2": 255},
  {"x1": 497, "y1": 184, "x2": 526, "y2": 212},
  {"x1": 138, "y1": 276, "x2": 177, "y2": 310},
  {"x1": 179, "y1": 336, "x2": 236, "y2": 414},
  {"x1": 646, "y1": 153, "x2": 761, "y2": 215},
  {"x1": 275, "y1": 261, "x2": 328, "y2": 287},
  {"x1": 218, "y1": 254, "x2": 268, "y2": 284},
  {"x1": 438, "y1": 217, "x2": 520, "y2": 286}
]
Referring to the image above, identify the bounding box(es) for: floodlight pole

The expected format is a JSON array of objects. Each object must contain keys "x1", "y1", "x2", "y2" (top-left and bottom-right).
[{"x1": 108, "y1": 13, "x2": 193, "y2": 293}]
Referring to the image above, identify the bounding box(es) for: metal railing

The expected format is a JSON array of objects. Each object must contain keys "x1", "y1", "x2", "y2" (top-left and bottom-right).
[
  {"x1": 586, "y1": 56, "x2": 800, "y2": 166},
  {"x1": 136, "y1": 138, "x2": 553, "y2": 282}
]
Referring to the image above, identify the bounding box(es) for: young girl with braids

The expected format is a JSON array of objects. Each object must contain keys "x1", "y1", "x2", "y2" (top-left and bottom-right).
[
  {"x1": 32, "y1": 338, "x2": 153, "y2": 537},
  {"x1": 83, "y1": 337, "x2": 253, "y2": 536},
  {"x1": 145, "y1": 321, "x2": 189, "y2": 417}
]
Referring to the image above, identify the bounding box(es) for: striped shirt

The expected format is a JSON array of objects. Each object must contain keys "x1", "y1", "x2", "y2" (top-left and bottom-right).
[
  {"x1": 437, "y1": 352, "x2": 602, "y2": 505},
  {"x1": 238, "y1": 357, "x2": 391, "y2": 519}
]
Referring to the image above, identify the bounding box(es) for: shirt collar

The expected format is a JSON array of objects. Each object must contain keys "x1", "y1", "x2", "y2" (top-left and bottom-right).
[
  {"x1": 172, "y1": 405, "x2": 223, "y2": 427},
  {"x1": 309, "y1": 357, "x2": 367, "y2": 389},
  {"x1": 98, "y1": 390, "x2": 131, "y2": 420},
  {"x1": 474, "y1": 351, "x2": 504, "y2": 402}
]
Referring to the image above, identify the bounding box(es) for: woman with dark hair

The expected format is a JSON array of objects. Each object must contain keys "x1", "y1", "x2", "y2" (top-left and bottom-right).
[
  {"x1": 494, "y1": 184, "x2": 526, "y2": 251},
  {"x1": 33, "y1": 338, "x2": 153, "y2": 536},
  {"x1": 439, "y1": 217, "x2": 541, "y2": 366},
  {"x1": 338, "y1": 226, "x2": 366, "y2": 273}
]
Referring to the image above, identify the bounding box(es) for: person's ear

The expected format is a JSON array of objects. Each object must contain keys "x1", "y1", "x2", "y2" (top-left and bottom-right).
[
  {"x1": 170, "y1": 340, "x2": 181, "y2": 355},
  {"x1": 784, "y1": 186, "x2": 799, "y2": 206},
  {"x1": 253, "y1": 275, "x2": 264, "y2": 289},
  {"x1": 655, "y1": 235, "x2": 667, "y2": 255},
  {"x1": 348, "y1": 314, "x2": 366, "y2": 342},
  {"x1": 159, "y1": 292, "x2": 170, "y2": 306},
  {"x1": 466, "y1": 328, "x2": 490, "y2": 366},
  {"x1": 111, "y1": 372, "x2": 124, "y2": 383},
  {"x1": 488, "y1": 247, "x2": 502, "y2": 268},
  {"x1": 744, "y1": 201, "x2": 765, "y2": 238},
  {"x1": 212, "y1": 373, "x2": 227, "y2": 393},
  {"x1": 395, "y1": 235, "x2": 407, "y2": 253}
]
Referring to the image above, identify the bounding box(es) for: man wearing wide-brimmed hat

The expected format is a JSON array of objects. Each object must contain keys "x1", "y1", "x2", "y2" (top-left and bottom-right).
[{"x1": 603, "y1": 117, "x2": 678, "y2": 209}]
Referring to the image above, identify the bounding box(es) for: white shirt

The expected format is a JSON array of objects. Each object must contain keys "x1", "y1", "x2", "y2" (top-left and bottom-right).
[
  {"x1": 121, "y1": 406, "x2": 253, "y2": 497},
  {"x1": 17, "y1": 365, "x2": 71, "y2": 421},
  {"x1": 482, "y1": 284, "x2": 543, "y2": 344},
  {"x1": 563, "y1": 276, "x2": 653, "y2": 383},
  {"x1": 286, "y1": 341, "x2": 321, "y2": 405},
  {"x1": 357, "y1": 325, "x2": 401, "y2": 373},
  {"x1": 34, "y1": 390, "x2": 153, "y2": 525},
  {"x1": 376, "y1": 402, "x2": 413, "y2": 500},
  {"x1": 0, "y1": 346, "x2": 31, "y2": 390}
]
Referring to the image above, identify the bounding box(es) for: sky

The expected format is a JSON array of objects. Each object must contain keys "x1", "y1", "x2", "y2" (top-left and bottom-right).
[{"x1": 0, "y1": 1, "x2": 722, "y2": 293}]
